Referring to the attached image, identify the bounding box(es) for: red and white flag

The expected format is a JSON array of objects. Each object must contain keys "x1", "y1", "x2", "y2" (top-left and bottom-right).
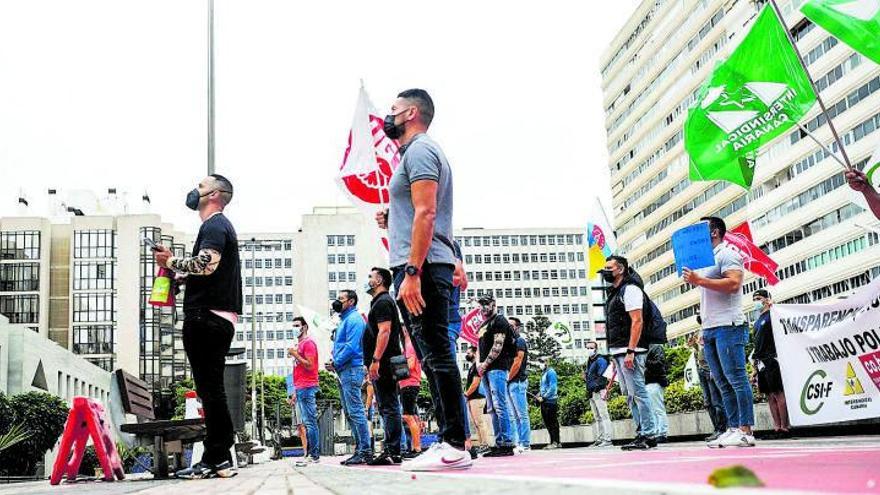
[
  {"x1": 724, "y1": 222, "x2": 780, "y2": 286},
  {"x1": 459, "y1": 307, "x2": 485, "y2": 346},
  {"x1": 336, "y1": 85, "x2": 401, "y2": 251}
]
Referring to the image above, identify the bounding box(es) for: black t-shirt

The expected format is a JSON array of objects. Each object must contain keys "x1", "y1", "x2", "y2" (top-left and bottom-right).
[
  {"x1": 183, "y1": 213, "x2": 242, "y2": 317},
  {"x1": 478, "y1": 314, "x2": 515, "y2": 372},
  {"x1": 511, "y1": 336, "x2": 529, "y2": 382},
  {"x1": 465, "y1": 363, "x2": 484, "y2": 400},
  {"x1": 753, "y1": 311, "x2": 776, "y2": 361},
  {"x1": 364, "y1": 292, "x2": 403, "y2": 369}
]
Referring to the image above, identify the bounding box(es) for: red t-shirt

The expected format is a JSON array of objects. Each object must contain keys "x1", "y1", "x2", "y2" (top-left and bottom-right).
[
  {"x1": 398, "y1": 340, "x2": 422, "y2": 389},
  {"x1": 293, "y1": 337, "x2": 319, "y2": 390}
]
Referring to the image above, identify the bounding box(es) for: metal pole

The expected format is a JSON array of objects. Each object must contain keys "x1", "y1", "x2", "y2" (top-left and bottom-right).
[
  {"x1": 768, "y1": 0, "x2": 852, "y2": 170},
  {"x1": 796, "y1": 122, "x2": 849, "y2": 170},
  {"x1": 250, "y1": 239, "x2": 257, "y2": 441},
  {"x1": 259, "y1": 313, "x2": 265, "y2": 444},
  {"x1": 207, "y1": 0, "x2": 216, "y2": 175}
]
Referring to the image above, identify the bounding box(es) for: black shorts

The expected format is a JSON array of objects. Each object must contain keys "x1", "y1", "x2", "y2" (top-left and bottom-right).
[
  {"x1": 400, "y1": 386, "x2": 420, "y2": 416},
  {"x1": 757, "y1": 359, "x2": 785, "y2": 394}
]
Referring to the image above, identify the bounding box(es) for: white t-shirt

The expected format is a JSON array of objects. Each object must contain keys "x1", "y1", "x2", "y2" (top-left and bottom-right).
[
  {"x1": 698, "y1": 243, "x2": 745, "y2": 329},
  {"x1": 610, "y1": 285, "x2": 648, "y2": 356}
]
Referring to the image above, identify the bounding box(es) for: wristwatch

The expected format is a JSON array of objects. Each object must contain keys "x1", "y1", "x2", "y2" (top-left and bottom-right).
[
  {"x1": 405, "y1": 264, "x2": 422, "y2": 277},
  {"x1": 626, "y1": 348, "x2": 636, "y2": 355}
]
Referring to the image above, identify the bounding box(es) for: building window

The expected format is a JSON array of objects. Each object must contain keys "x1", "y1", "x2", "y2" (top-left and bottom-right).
[
  {"x1": 327, "y1": 236, "x2": 336, "y2": 246},
  {"x1": 347, "y1": 235, "x2": 356, "y2": 246},
  {"x1": 284, "y1": 241, "x2": 292, "y2": 251},
  {"x1": 0, "y1": 294, "x2": 39, "y2": 324},
  {"x1": 0, "y1": 262, "x2": 40, "y2": 291},
  {"x1": 327, "y1": 254, "x2": 335, "y2": 264},
  {"x1": 0, "y1": 231, "x2": 41, "y2": 260},
  {"x1": 73, "y1": 261, "x2": 115, "y2": 290},
  {"x1": 285, "y1": 294, "x2": 293, "y2": 304},
  {"x1": 74, "y1": 230, "x2": 116, "y2": 259},
  {"x1": 72, "y1": 293, "x2": 116, "y2": 323}
]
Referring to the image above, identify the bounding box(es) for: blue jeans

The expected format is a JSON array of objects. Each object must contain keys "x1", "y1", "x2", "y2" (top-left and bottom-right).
[
  {"x1": 296, "y1": 386, "x2": 320, "y2": 459},
  {"x1": 613, "y1": 353, "x2": 657, "y2": 438},
  {"x1": 337, "y1": 366, "x2": 372, "y2": 455},
  {"x1": 484, "y1": 369, "x2": 513, "y2": 447},
  {"x1": 703, "y1": 325, "x2": 755, "y2": 428},
  {"x1": 448, "y1": 323, "x2": 472, "y2": 439},
  {"x1": 698, "y1": 367, "x2": 728, "y2": 432},
  {"x1": 646, "y1": 383, "x2": 668, "y2": 436},
  {"x1": 507, "y1": 380, "x2": 531, "y2": 447}
]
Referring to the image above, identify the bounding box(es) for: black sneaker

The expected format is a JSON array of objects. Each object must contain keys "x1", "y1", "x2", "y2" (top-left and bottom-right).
[
  {"x1": 366, "y1": 452, "x2": 401, "y2": 466},
  {"x1": 175, "y1": 460, "x2": 236, "y2": 479},
  {"x1": 401, "y1": 450, "x2": 422, "y2": 460},
  {"x1": 468, "y1": 447, "x2": 479, "y2": 460},
  {"x1": 655, "y1": 435, "x2": 668, "y2": 444},
  {"x1": 342, "y1": 453, "x2": 372, "y2": 466},
  {"x1": 645, "y1": 436, "x2": 658, "y2": 448},
  {"x1": 622, "y1": 436, "x2": 650, "y2": 451},
  {"x1": 482, "y1": 446, "x2": 515, "y2": 457}
]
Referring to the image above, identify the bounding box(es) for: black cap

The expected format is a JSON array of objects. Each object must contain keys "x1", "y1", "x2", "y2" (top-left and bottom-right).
[
  {"x1": 477, "y1": 294, "x2": 495, "y2": 304},
  {"x1": 753, "y1": 289, "x2": 771, "y2": 299}
]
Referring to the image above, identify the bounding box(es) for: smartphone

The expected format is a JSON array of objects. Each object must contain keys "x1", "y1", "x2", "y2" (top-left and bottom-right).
[{"x1": 142, "y1": 236, "x2": 160, "y2": 252}]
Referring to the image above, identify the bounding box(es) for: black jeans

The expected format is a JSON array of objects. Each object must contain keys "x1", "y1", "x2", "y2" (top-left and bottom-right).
[
  {"x1": 373, "y1": 371, "x2": 402, "y2": 456},
  {"x1": 541, "y1": 401, "x2": 560, "y2": 445},
  {"x1": 182, "y1": 311, "x2": 235, "y2": 465},
  {"x1": 393, "y1": 263, "x2": 465, "y2": 448},
  {"x1": 698, "y1": 367, "x2": 728, "y2": 433}
]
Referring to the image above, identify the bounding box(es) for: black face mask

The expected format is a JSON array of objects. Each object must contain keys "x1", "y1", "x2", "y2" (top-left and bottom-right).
[
  {"x1": 599, "y1": 269, "x2": 616, "y2": 284},
  {"x1": 383, "y1": 112, "x2": 406, "y2": 140},
  {"x1": 332, "y1": 300, "x2": 344, "y2": 313},
  {"x1": 185, "y1": 189, "x2": 203, "y2": 211}
]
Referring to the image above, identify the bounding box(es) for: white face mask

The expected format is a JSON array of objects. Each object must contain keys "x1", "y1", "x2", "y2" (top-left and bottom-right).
[
  {"x1": 753, "y1": 301, "x2": 764, "y2": 313},
  {"x1": 294, "y1": 325, "x2": 305, "y2": 338},
  {"x1": 587, "y1": 348, "x2": 596, "y2": 357}
]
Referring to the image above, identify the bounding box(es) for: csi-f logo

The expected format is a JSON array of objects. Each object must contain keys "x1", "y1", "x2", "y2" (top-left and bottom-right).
[{"x1": 800, "y1": 369, "x2": 833, "y2": 415}]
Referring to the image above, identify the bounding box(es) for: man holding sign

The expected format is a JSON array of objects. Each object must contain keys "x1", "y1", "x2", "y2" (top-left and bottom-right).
[{"x1": 682, "y1": 217, "x2": 755, "y2": 448}]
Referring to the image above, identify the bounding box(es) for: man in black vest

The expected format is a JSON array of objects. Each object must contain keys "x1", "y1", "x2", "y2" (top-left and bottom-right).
[
  {"x1": 154, "y1": 174, "x2": 242, "y2": 479},
  {"x1": 599, "y1": 255, "x2": 657, "y2": 451}
]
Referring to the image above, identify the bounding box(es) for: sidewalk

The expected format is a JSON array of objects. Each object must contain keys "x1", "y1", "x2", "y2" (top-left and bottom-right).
[{"x1": 2, "y1": 436, "x2": 878, "y2": 495}]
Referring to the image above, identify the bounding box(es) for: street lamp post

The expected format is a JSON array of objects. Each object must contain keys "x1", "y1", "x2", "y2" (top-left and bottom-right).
[
  {"x1": 250, "y1": 238, "x2": 257, "y2": 441},
  {"x1": 207, "y1": 0, "x2": 215, "y2": 175}
]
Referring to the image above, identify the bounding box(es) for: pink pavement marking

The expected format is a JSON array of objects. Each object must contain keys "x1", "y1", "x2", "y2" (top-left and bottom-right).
[{"x1": 339, "y1": 442, "x2": 880, "y2": 494}]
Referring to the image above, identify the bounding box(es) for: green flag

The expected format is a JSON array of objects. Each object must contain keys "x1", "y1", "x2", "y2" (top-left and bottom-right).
[
  {"x1": 684, "y1": 6, "x2": 817, "y2": 188},
  {"x1": 802, "y1": 0, "x2": 880, "y2": 64}
]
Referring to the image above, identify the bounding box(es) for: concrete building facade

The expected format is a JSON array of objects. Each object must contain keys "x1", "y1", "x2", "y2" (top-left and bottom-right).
[{"x1": 602, "y1": 0, "x2": 880, "y2": 340}]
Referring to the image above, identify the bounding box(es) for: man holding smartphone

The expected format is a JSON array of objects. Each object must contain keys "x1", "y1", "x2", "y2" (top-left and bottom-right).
[{"x1": 153, "y1": 174, "x2": 241, "y2": 479}]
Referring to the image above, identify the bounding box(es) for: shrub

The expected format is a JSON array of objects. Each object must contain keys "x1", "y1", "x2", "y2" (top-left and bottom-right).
[
  {"x1": 529, "y1": 406, "x2": 544, "y2": 430},
  {"x1": 0, "y1": 392, "x2": 69, "y2": 476},
  {"x1": 607, "y1": 395, "x2": 631, "y2": 421},
  {"x1": 663, "y1": 380, "x2": 705, "y2": 414}
]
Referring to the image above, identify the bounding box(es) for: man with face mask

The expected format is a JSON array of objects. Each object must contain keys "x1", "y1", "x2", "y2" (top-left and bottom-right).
[
  {"x1": 374, "y1": 89, "x2": 470, "y2": 471},
  {"x1": 463, "y1": 345, "x2": 490, "y2": 453},
  {"x1": 476, "y1": 294, "x2": 516, "y2": 457},
  {"x1": 751, "y1": 290, "x2": 790, "y2": 439},
  {"x1": 288, "y1": 317, "x2": 320, "y2": 464},
  {"x1": 327, "y1": 290, "x2": 372, "y2": 465},
  {"x1": 600, "y1": 255, "x2": 658, "y2": 451},
  {"x1": 683, "y1": 217, "x2": 755, "y2": 448},
  {"x1": 154, "y1": 175, "x2": 240, "y2": 479},
  {"x1": 584, "y1": 341, "x2": 613, "y2": 448},
  {"x1": 362, "y1": 268, "x2": 404, "y2": 465}
]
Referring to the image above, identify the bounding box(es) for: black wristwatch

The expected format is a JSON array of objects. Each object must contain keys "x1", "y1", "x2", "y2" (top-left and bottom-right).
[
  {"x1": 626, "y1": 348, "x2": 636, "y2": 355},
  {"x1": 405, "y1": 264, "x2": 422, "y2": 277}
]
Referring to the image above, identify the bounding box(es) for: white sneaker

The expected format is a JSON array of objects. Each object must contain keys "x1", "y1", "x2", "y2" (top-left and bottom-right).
[
  {"x1": 720, "y1": 431, "x2": 756, "y2": 448},
  {"x1": 707, "y1": 428, "x2": 738, "y2": 449},
  {"x1": 401, "y1": 442, "x2": 473, "y2": 472},
  {"x1": 514, "y1": 446, "x2": 525, "y2": 455}
]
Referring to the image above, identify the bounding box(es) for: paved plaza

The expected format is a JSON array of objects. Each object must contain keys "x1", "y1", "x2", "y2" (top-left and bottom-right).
[{"x1": 2, "y1": 436, "x2": 878, "y2": 495}]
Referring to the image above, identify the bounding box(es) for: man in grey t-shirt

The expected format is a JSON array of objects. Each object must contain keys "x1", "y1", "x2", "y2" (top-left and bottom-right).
[
  {"x1": 683, "y1": 216, "x2": 755, "y2": 448},
  {"x1": 374, "y1": 88, "x2": 470, "y2": 472}
]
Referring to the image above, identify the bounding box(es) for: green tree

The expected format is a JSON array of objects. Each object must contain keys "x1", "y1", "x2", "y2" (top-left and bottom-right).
[
  {"x1": 0, "y1": 392, "x2": 69, "y2": 476},
  {"x1": 526, "y1": 313, "x2": 561, "y2": 370}
]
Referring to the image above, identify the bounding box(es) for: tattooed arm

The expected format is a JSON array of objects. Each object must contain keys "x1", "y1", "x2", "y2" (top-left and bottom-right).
[
  {"x1": 166, "y1": 248, "x2": 222, "y2": 276},
  {"x1": 479, "y1": 332, "x2": 507, "y2": 374}
]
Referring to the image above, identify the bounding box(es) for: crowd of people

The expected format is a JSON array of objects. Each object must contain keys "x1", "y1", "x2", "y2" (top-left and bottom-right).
[{"x1": 152, "y1": 89, "x2": 796, "y2": 480}]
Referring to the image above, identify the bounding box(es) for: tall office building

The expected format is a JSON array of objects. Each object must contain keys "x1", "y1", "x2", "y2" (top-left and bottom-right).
[
  {"x1": 602, "y1": 0, "x2": 880, "y2": 340},
  {"x1": 1, "y1": 190, "x2": 191, "y2": 407}
]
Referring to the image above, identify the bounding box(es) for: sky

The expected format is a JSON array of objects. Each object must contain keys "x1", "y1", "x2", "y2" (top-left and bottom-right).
[{"x1": 0, "y1": 0, "x2": 641, "y2": 235}]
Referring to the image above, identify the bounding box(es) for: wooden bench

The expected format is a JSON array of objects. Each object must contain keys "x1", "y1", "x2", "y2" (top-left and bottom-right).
[{"x1": 114, "y1": 369, "x2": 205, "y2": 479}]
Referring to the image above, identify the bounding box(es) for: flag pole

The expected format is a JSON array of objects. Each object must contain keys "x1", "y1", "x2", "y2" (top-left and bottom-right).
[
  {"x1": 768, "y1": 0, "x2": 852, "y2": 170},
  {"x1": 796, "y1": 122, "x2": 851, "y2": 171}
]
